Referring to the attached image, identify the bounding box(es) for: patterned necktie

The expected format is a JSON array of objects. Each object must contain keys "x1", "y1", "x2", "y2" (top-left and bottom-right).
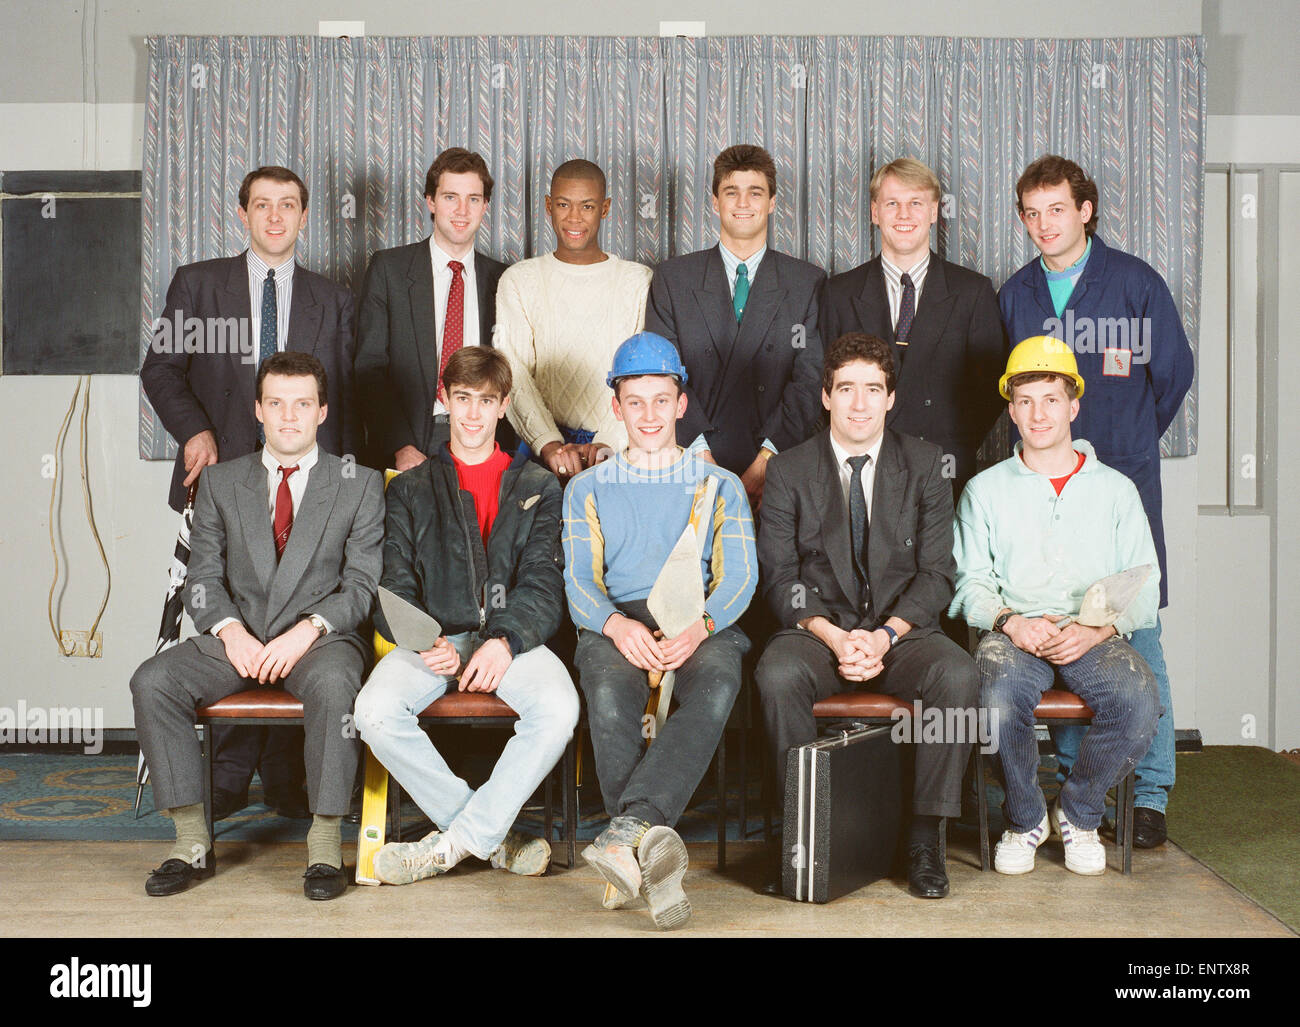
[
  {"x1": 439, "y1": 259, "x2": 465, "y2": 389},
  {"x1": 733, "y1": 262, "x2": 750, "y2": 324},
  {"x1": 273, "y1": 464, "x2": 299, "y2": 560},
  {"x1": 896, "y1": 271, "x2": 915, "y2": 351},
  {"x1": 260, "y1": 267, "x2": 278, "y2": 367},
  {"x1": 847, "y1": 453, "x2": 872, "y2": 600},
  {"x1": 257, "y1": 268, "x2": 278, "y2": 446}
]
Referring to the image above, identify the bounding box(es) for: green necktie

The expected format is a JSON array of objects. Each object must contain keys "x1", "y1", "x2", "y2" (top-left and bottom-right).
[{"x1": 733, "y1": 262, "x2": 749, "y2": 324}]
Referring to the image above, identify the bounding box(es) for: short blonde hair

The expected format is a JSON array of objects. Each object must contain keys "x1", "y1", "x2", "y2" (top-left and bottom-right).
[{"x1": 869, "y1": 157, "x2": 941, "y2": 203}]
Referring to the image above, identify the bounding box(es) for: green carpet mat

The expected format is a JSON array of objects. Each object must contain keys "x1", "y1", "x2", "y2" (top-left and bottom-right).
[{"x1": 1169, "y1": 746, "x2": 1300, "y2": 933}]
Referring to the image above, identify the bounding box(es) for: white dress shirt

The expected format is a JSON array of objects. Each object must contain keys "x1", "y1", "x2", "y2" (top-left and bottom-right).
[
  {"x1": 829, "y1": 432, "x2": 884, "y2": 523},
  {"x1": 210, "y1": 445, "x2": 329, "y2": 637},
  {"x1": 718, "y1": 241, "x2": 767, "y2": 297},
  {"x1": 430, "y1": 237, "x2": 479, "y2": 416},
  {"x1": 880, "y1": 251, "x2": 930, "y2": 331},
  {"x1": 260, "y1": 442, "x2": 319, "y2": 517}
]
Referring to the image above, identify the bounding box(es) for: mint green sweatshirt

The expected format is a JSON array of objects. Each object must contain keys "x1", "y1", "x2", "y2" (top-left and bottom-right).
[{"x1": 949, "y1": 439, "x2": 1159, "y2": 636}]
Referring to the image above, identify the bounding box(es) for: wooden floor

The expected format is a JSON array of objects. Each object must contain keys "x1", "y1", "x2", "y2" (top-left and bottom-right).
[{"x1": 1, "y1": 836, "x2": 1293, "y2": 937}]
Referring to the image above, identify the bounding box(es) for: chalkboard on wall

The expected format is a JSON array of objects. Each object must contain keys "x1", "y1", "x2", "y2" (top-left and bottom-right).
[{"x1": 1, "y1": 171, "x2": 142, "y2": 375}]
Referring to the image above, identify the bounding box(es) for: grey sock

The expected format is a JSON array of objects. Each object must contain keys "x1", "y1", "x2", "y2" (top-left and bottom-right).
[
  {"x1": 307, "y1": 814, "x2": 342, "y2": 869},
  {"x1": 166, "y1": 803, "x2": 211, "y2": 865}
]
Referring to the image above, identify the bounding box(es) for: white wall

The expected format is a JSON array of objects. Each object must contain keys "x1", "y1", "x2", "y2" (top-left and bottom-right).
[
  {"x1": 2, "y1": 0, "x2": 1295, "y2": 737},
  {"x1": 1196, "y1": 0, "x2": 1300, "y2": 748}
]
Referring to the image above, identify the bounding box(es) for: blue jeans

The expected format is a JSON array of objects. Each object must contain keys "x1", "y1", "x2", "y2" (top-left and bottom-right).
[
  {"x1": 353, "y1": 636, "x2": 579, "y2": 859},
  {"x1": 576, "y1": 607, "x2": 748, "y2": 828},
  {"x1": 1051, "y1": 620, "x2": 1174, "y2": 812},
  {"x1": 977, "y1": 632, "x2": 1159, "y2": 832}
]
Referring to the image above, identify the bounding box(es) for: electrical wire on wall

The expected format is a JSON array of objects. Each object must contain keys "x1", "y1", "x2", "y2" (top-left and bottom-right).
[{"x1": 48, "y1": 376, "x2": 112, "y2": 656}]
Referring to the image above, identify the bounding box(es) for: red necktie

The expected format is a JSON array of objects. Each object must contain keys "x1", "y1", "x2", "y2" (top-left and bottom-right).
[
  {"x1": 438, "y1": 259, "x2": 465, "y2": 389},
  {"x1": 273, "y1": 464, "x2": 299, "y2": 560}
]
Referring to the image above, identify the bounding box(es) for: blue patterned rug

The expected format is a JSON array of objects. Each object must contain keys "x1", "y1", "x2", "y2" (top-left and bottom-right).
[
  {"x1": 0, "y1": 750, "x2": 1051, "y2": 845},
  {"x1": 0, "y1": 752, "x2": 759, "y2": 844}
]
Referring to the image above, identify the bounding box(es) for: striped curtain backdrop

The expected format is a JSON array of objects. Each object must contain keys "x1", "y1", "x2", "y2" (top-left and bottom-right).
[{"x1": 139, "y1": 34, "x2": 1204, "y2": 460}]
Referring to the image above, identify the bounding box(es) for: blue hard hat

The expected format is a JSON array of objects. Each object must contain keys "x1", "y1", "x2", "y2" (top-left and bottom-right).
[{"x1": 606, "y1": 331, "x2": 689, "y2": 388}]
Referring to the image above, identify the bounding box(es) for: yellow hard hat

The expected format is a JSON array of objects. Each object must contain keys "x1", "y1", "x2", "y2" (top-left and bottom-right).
[{"x1": 998, "y1": 335, "x2": 1086, "y2": 400}]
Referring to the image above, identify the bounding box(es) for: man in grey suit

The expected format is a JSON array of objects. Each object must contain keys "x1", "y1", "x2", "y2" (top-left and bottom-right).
[
  {"x1": 755, "y1": 333, "x2": 980, "y2": 899},
  {"x1": 355, "y1": 147, "x2": 510, "y2": 471},
  {"x1": 643, "y1": 144, "x2": 826, "y2": 507},
  {"x1": 131, "y1": 352, "x2": 385, "y2": 901}
]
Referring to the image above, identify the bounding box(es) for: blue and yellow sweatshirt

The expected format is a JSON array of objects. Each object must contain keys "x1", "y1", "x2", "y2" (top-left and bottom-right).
[{"x1": 562, "y1": 448, "x2": 757, "y2": 634}]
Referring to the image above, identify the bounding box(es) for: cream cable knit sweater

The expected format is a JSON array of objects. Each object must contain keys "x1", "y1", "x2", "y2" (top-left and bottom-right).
[{"x1": 494, "y1": 252, "x2": 652, "y2": 452}]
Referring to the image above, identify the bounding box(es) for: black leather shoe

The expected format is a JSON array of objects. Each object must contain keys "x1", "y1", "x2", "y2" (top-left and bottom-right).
[
  {"x1": 145, "y1": 852, "x2": 216, "y2": 896},
  {"x1": 907, "y1": 843, "x2": 950, "y2": 899},
  {"x1": 303, "y1": 863, "x2": 348, "y2": 901},
  {"x1": 266, "y1": 792, "x2": 311, "y2": 819},
  {"x1": 1133, "y1": 808, "x2": 1168, "y2": 849},
  {"x1": 757, "y1": 845, "x2": 785, "y2": 897},
  {"x1": 211, "y1": 787, "x2": 248, "y2": 822}
]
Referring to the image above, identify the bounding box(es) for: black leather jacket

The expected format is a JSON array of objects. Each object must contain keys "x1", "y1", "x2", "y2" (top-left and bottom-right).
[{"x1": 374, "y1": 446, "x2": 564, "y2": 655}]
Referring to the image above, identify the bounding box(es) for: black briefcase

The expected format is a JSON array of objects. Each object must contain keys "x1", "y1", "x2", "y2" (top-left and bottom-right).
[{"x1": 782, "y1": 724, "x2": 903, "y2": 903}]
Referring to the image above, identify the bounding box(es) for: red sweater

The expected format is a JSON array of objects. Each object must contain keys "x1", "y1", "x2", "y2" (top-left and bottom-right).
[{"x1": 451, "y1": 444, "x2": 513, "y2": 543}]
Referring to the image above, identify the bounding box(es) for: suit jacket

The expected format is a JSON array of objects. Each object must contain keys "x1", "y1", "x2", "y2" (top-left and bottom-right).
[
  {"x1": 759, "y1": 429, "x2": 955, "y2": 637},
  {"x1": 820, "y1": 252, "x2": 1006, "y2": 489},
  {"x1": 141, "y1": 253, "x2": 359, "y2": 512},
  {"x1": 182, "y1": 449, "x2": 385, "y2": 661},
  {"x1": 354, "y1": 240, "x2": 508, "y2": 466},
  {"x1": 644, "y1": 245, "x2": 826, "y2": 475}
]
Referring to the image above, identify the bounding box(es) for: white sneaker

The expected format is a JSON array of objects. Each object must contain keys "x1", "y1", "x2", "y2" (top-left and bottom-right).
[
  {"x1": 993, "y1": 812, "x2": 1051, "y2": 875},
  {"x1": 373, "y1": 831, "x2": 452, "y2": 886},
  {"x1": 1051, "y1": 801, "x2": 1107, "y2": 876},
  {"x1": 489, "y1": 829, "x2": 552, "y2": 877}
]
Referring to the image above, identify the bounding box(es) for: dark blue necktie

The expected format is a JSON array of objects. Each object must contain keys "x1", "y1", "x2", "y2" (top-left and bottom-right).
[
  {"x1": 259, "y1": 267, "x2": 278, "y2": 369},
  {"x1": 848, "y1": 453, "x2": 872, "y2": 603},
  {"x1": 257, "y1": 267, "x2": 277, "y2": 445},
  {"x1": 896, "y1": 271, "x2": 915, "y2": 357}
]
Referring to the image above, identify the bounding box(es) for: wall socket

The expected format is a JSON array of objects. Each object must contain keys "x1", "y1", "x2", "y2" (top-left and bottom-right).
[{"x1": 60, "y1": 630, "x2": 103, "y2": 658}]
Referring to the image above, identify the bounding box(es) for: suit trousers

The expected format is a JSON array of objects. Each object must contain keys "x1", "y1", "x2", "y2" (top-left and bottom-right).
[
  {"x1": 131, "y1": 636, "x2": 364, "y2": 816},
  {"x1": 756, "y1": 629, "x2": 980, "y2": 818},
  {"x1": 209, "y1": 723, "x2": 305, "y2": 800},
  {"x1": 575, "y1": 601, "x2": 749, "y2": 828}
]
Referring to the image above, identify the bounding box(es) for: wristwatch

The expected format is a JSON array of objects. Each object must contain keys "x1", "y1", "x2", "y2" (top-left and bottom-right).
[
  {"x1": 881, "y1": 624, "x2": 899, "y2": 647},
  {"x1": 307, "y1": 614, "x2": 328, "y2": 637},
  {"x1": 702, "y1": 615, "x2": 716, "y2": 636},
  {"x1": 993, "y1": 610, "x2": 1014, "y2": 635}
]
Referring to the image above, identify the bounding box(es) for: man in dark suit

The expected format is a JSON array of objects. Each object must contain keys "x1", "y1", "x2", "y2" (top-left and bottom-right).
[
  {"x1": 141, "y1": 165, "x2": 358, "y2": 819},
  {"x1": 643, "y1": 143, "x2": 825, "y2": 506},
  {"x1": 130, "y1": 352, "x2": 384, "y2": 900},
  {"x1": 755, "y1": 333, "x2": 980, "y2": 899},
  {"x1": 820, "y1": 158, "x2": 1006, "y2": 496},
  {"x1": 142, "y1": 165, "x2": 359, "y2": 513},
  {"x1": 355, "y1": 147, "x2": 509, "y2": 471}
]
